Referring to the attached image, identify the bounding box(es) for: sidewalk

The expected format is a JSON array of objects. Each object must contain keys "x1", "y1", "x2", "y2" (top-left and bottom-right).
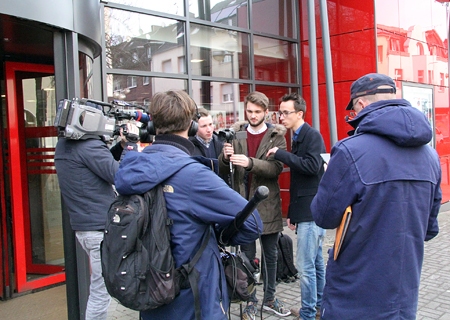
[{"x1": 1, "y1": 210, "x2": 449, "y2": 320}]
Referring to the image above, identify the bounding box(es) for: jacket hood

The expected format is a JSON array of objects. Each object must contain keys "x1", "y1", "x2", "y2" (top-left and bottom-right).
[
  {"x1": 230, "y1": 121, "x2": 287, "y2": 136},
  {"x1": 115, "y1": 144, "x2": 197, "y2": 195},
  {"x1": 347, "y1": 99, "x2": 432, "y2": 147}
]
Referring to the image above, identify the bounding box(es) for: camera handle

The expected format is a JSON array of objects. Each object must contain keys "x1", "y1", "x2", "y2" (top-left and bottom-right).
[
  {"x1": 219, "y1": 185, "x2": 269, "y2": 246},
  {"x1": 229, "y1": 161, "x2": 234, "y2": 189}
]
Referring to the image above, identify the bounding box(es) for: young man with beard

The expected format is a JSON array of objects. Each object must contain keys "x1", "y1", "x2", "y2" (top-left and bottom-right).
[{"x1": 219, "y1": 91, "x2": 290, "y2": 319}]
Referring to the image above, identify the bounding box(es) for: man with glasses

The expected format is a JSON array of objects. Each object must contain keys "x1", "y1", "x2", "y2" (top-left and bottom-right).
[
  {"x1": 219, "y1": 91, "x2": 290, "y2": 319},
  {"x1": 310, "y1": 73, "x2": 441, "y2": 319},
  {"x1": 267, "y1": 92, "x2": 326, "y2": 320}
]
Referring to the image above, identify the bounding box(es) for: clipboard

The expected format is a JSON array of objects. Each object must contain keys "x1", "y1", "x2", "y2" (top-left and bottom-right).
[{"x1": 333, "y1": 205, "x2": 352, "y2": 260}]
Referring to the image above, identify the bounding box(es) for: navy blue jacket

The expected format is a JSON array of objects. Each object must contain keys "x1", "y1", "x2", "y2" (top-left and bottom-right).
[
  {"x1": 311, "y1": 99, "x2": 441, "y2": 319},
  {"x1": 115, "y1": 134, "x2": 262, "y2": 320},
  {"x1": 54, "y1": 137, "x2": 122, "y2": 231},
  {"x1": 274, "y1": 122, "x2": 326, "y2": 223}
]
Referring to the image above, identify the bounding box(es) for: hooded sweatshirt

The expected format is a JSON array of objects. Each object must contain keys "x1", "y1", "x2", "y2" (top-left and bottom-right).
[{"x1": 311, "y1": 99, "x2": 441, "y2": 320}]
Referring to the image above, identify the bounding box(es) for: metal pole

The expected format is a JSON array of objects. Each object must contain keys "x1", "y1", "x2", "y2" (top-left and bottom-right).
[
  {"x1": 307, "y1": 0, "x2": 320, "y2": 130},
  {"x1": 319, "y1": 0, "x2": 338, "y2": 146}
]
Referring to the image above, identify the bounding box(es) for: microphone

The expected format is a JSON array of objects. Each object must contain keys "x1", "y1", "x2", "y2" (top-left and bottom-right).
[
  {"x1": 219, "y1": 186, "x2": 269, "y2": 246},
  {"x1": 115, "y1": 110, "x2": 150, "y2": 123}
]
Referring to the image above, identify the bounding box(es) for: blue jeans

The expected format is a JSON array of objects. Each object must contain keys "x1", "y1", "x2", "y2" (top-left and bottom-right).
[
  {"x1": 76, "y1": 231, "x2": 111, "y2": 320},
  {"x1": 295, "y1": 222, "x2": 326, "y2": 320},
  {"x1": 240, "y1": 232, "x2": 279, "y2": 304}
]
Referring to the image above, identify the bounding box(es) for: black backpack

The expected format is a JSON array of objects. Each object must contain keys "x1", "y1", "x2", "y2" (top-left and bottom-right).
[
  {"x1": 101, "y1": 184, "x2": 210, "y2": 319},
  {"x1": 276, "y1": 232, "x2": 298, "y2": 283}
]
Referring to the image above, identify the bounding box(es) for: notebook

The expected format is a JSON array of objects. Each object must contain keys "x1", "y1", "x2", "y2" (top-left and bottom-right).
[{"x1": 333, "y1": 205, "x2": 352, "y2": 260}]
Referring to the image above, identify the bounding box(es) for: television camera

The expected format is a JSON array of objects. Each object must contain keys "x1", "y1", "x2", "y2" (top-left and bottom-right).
[{"x1": 54, "y1": 98, "x2": 153, "y2": 143}]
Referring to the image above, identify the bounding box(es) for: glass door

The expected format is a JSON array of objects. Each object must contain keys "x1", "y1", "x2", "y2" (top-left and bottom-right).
[{"x1": 4, "y1": 61, "x2": 65, "y2": 292}]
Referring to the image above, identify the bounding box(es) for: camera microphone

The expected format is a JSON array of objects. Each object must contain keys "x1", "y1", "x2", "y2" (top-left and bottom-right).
[
  {"x1": 115, "y1": 110, "x2": 150, "y2": 123},
  {"x1": 219, "y1": 186, "x2": 269, "y2": 246}
]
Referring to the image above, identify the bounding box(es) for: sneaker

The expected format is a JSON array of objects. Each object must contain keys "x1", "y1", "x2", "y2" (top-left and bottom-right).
[
  {"x1": 290, "y1": 307, "x2": 300, "y2": 318},
  {"x1": 289, "y1": 306, "x2": 321, "y2": 319},
  {"x1": 242, "y1": 303, "x2": 257, "y2": 320},
  {"x1": 263, "y1": 298, "x2": 291, "y2": 317}
]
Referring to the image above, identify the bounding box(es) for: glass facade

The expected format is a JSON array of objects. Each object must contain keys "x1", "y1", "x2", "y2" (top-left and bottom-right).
[{"x1": 103, "y1": 0, "x2": 301, "y2": 128}]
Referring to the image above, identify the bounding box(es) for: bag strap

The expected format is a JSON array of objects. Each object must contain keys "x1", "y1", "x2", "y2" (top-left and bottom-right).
[{"x1": 180, "y1": 226, "x2": 211, "y2": 320}]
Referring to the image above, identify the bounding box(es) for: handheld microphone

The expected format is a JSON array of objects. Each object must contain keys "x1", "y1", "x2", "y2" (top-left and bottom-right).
[{"x1": 219, "y1": 186, "x2": 269, "y2": 246}]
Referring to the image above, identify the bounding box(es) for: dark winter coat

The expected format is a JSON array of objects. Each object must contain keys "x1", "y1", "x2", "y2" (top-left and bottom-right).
[
  {"x1": 54, "y1": 137, "x2": 122, "y2": 231},
  {"x1": 274, "y1": 122, "x2": 326, "y2": 223},
  {"x1": 218, "y1": 122, "x2": 287, "y2": 235},
  {"x1": 190, "y1": 133, "x2": 228, "y2": 182},
  {"x1": 114, "y1": 134, "x2": 262, "y2": 320},
  {"x1": 311, "y1": 99, "x2": 441, "y2": 320}
]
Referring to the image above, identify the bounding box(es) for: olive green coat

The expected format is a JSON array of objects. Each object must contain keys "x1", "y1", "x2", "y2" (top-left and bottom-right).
[{"x1": 219, "y1": 121, "x2": 287, "y2": 235}]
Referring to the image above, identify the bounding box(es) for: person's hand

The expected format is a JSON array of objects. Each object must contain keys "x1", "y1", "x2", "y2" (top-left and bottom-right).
[
  {"x1": 230, "y1": 154, "x2": 250, "y2": 168},
  {"x1": 223, "y1": 142, "x2": 234, "y2": 160},
  {"x1": 120, "y1": 123, "x2": 140, "y2": 148},
  {"x1": 287, "y1": 218, "x2": 296, "y2": 231},
  {"x1": 266, "y1": 147, "x2": 279, "y2": 158}
]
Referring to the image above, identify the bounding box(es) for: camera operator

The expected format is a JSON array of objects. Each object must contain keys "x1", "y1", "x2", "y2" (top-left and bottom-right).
[
  {"x1": 54, "y1": 122, "x2": 139, "y2": 320},
  {"x1": 218, "y1": 91, "x2": 289, "y2": 319},
  {"x1": 114, "y1": 90, "x2": 262, "y2": 320}
]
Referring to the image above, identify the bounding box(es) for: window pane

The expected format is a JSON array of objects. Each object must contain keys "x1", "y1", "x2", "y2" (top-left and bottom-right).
[
  {"x1": 252, "y1": 0, "x2": 296, "y2": 37},
  {"x1": 254, "y1": 36, "x2": 297, "y2": 83},
  {"x1": 192, "y1": 80, "x2": 250, "y2": 126},
  {"x1": 105, "y1": 8, "x2": 185, "y2": 73},
  {"x1": 189, "y1": 0, "x2": 248, "y2": 28},
  {"x1": 107, "y1": 74, "x2": 186, "y2": 105},
  {"x1": 108, "y1": 0, "x2": 184, "y2": 16},
  {"x1": 190, "y1": 24, "x2": 250, "y2": 80},
  {"x1": 255, "y1": 85, "x2": 299, "y2": 112}
]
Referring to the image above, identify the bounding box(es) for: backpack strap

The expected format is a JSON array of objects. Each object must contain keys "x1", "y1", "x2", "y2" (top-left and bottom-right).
[{"x1": 179, "y1": 226, "x2": 211, "y2": 320}]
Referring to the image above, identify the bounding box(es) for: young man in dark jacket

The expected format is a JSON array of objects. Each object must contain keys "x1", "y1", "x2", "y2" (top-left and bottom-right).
[
  {"x1": 219, "y1": 91, "x2": 289, "y2": 319},
  {"x1": 115, "y1": 90, "x2": 262, "y2": 320},
  {"x1": 267, "y1": 93, "x2": 326, "y2": 320},
  {"x1": 190, "y1": 107, "x2": 227, "y2": 182},
  {"x1": 311, "y1": 73, "x2": 441, "y2": 319}
]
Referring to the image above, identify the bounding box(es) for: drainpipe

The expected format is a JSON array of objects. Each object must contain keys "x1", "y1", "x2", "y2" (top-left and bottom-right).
[
  {"x1": 319, "y1": 0, "x2": 338, "y2": 146},
  {"x1": 307, "y1": 0, "x2": 320, "y2": 130}
]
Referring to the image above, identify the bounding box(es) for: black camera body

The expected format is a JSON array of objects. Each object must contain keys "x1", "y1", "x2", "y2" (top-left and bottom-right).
[{"x1": 218, "y1": 128, "x2": 236, "y2": 143}]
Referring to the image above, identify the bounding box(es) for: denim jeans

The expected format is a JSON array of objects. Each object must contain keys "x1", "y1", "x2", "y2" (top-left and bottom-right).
[
  {"x1": 295, "y1": 222, "x2": 326, "y2": 320},
  {"x1": 76, "y1": 231, "x2": 111, "y2": 320},
  {"x1": 241, "y1": 232, "x2": 279, "y2": 304}
]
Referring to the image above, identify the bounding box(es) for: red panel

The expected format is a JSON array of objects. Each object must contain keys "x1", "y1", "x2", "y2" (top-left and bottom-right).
[{"x1": 300, "y1": 0, "x2": 375, "y2": 41}]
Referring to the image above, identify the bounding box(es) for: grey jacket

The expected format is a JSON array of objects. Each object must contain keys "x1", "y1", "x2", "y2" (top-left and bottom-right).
[{"x1": 219, "y1": 122, "x2": 287, "y2": 235}]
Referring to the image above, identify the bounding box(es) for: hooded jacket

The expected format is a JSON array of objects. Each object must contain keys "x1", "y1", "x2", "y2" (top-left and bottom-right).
[
  {"x1": 114, "y1": 134, "x2": 262, "y2": 320},
  {"x1": 218, "y1": 122, "x2": 287, "y2": 235},
  {"x1": 311, "y1": 99, "x2": 441, "y2": 319}
]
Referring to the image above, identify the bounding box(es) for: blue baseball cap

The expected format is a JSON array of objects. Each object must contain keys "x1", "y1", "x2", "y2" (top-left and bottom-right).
[{"x1": 346, "y1": 73, "x2": 396, "y2": 110}]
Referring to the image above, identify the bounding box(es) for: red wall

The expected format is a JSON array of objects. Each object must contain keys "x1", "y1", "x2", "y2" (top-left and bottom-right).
[{"x1": 299, "y1": 0, "x2": 450, "y2": 202}]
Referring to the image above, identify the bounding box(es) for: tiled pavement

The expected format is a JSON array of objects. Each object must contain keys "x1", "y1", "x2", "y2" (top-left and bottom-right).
[
  {"x1": 106, "y1": 209, "x2": 450, "y2": 320},
  {"x1": 0, "y1": 209, "x2": 449, "y2": 319}
]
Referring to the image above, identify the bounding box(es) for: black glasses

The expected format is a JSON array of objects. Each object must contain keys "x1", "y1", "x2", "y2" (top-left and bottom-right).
[{"x1": 278, "y1": 110, "x2": 297, "y2": 117}]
